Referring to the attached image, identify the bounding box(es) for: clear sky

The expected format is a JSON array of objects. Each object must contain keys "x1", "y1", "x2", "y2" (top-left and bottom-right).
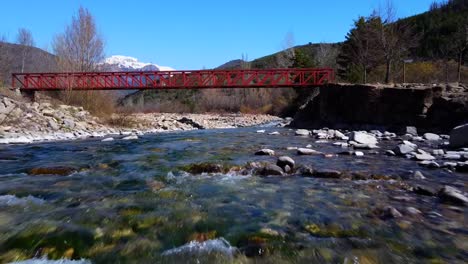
[{"x1": 1, "y1": 0, "x2": 443, "y2": 69}]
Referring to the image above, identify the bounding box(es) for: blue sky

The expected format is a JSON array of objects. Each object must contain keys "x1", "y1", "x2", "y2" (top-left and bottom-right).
[{"x1": 1, "y1": 0, "x2": 443, "y2": 69}]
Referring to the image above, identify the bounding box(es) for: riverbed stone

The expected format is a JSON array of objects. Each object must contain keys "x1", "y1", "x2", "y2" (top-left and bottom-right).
[
  {"x1": 277, "y1": 156, "x2": 295, "y2": 170},
  {"x1": 29, "y1": 166, "x2": 77, "y2": 176},
  {"x1": 424, "y1": 133, "x2": 441, "y2": 141},
  {"x1": 255, "y1": 149, "x2": 275, "y2": 156},
  {"x1": 297, "y1": 148, "x2": 322, "y2": 155},
  {"x1": 313, "y1": 169, "x2": 342, "y2": 179},
  {"x1": 413, "y1": 185, "x2": 437, "y2": 196},
  {"x1": 380, "y1": 206, "x2": 403, "y2": 219},
  {"x1": 438, "y1": 186, "x2": 468, "y2": 206},
  {"x1": 414, "y1": 153, "x2": 436, "y2": 161},
  {"x1": 449, "y1": 123, "x2": 468, "y2": 148},
  {"x1": 296, "y1": 165, "x2": 314, "y2": 176},
  {"x1": 258, "y1": 164, "x2": 284, "y2": 176},
  {"x1": 405, "y1": 207, "x2": 422, "y2": 216},
  {"x1": 406, "y1": 126, "x2": 418, "y2": 136},
  {"x1": 122, "y1": 135, "x2": 138, "y2": 140},
  {"x1": 349, "y1": 131, "x2": 378, "y2": 145},
  {"x1": 394, "y1": 144, "x2": 416, "y2": 155},
  {"x1": 295, "y1": 129, "x2": 310, "y2": 136}
]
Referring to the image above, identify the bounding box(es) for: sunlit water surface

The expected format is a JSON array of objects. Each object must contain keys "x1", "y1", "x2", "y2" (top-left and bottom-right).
[{"x1": 0, "y1": 127, "x2": 466, "y2": 263}]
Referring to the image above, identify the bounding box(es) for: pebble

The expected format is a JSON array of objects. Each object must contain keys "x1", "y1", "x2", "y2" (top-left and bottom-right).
[
  {"x1": 101, "y1": 138, "x2": 114, "y2": 142},
  {"x1": 354, "y1": 151, "x2": 365, "y2": 157},
  {"x1": 268, "y1": 131, "x2": 280, "y2": 135},
  {"x1": 256, "y1": 130, "x2": 266, "y2": 133}
]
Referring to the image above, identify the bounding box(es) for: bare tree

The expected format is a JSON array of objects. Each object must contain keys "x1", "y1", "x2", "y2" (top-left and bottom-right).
[
  {"x1": 374, "y1": 0, "x2": 418, "y2": 83},
  {"x1": 454, "y1": 24, "x2": 468, "y2": 83},
  {"x1": 53, "y1": 6, "x2": 104, "y2": 72},
  {"x1": 276, "y1": 32, "x2": 295, "y2": 68},
  {"x1": 316, "y1": 43, "x2": 338, "y2": 68},
  {"x1": 52, "y1": 6, "x2": 113, "y2": 115},
  {"x1": 16, "y1": 28, "x2": 35, "y2": 73}
]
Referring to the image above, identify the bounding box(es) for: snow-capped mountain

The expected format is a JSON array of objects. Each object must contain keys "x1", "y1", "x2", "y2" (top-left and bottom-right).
[{"x1": 99, "y1": 55, "x2": 175, "y2": 72}]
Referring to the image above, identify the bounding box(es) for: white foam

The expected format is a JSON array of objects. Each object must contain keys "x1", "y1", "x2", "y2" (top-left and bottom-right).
[
  {"x1": 162, "y1": 238, "x2": 236, "y2": 257},
  {"x1": 9, "y1": 257, "x2": 91, "y2": 264},
  {"x1": 0, "y1": 195, "x2": 45, "y2": 206}
]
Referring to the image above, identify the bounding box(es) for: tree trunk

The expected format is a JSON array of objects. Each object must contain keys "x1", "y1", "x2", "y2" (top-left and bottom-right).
[
  {"x1": 385, "y1": 60, "x2": 391, "y2": 84},
  {"x1": 445, "y1": 59, "x2": 449, "y2": 83},
  {"x1": 458, "y1": 52, "x2": 462, "y2": 83},
  {"x1": 363, "y1": 67, "x2": 367, "y2": 84}
]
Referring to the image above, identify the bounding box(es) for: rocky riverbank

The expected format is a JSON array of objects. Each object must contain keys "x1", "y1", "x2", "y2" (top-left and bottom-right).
[
  {"x1": 291, "y1": 83, "x2": 468, "y2": 133},
  {"x1": 0, "y1": 94, "x2": 284, "y2": 144}
]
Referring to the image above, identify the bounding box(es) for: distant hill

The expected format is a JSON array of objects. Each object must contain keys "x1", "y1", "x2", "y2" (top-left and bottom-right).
[{"x1": 0, "y1": 42, "x2": 57, "y2": 86}]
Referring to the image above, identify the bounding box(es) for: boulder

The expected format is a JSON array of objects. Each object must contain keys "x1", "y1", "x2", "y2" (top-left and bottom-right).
[
  {"x1": 258, "y1": 164, "x2": 284, "y2": 176},
  {"x1": 394, "y1": 144, "x2": 416, "y2": 155},
  {"x1": 449, "y1": 124, "x2": 468, "y2": 148},
  {"x1": 349, "y1": 132, "x2": 378, "y2": 145},
  {"x1": 277, "y1": 156, "x2": 295, "y2": 170},
  {"x1": 48, "y1": 119, "x2": 60, "y2": 131},
  {"x1": 423, "y1": 133, "x2": 441, "y2": 141},
  {"x1": 255, "y1": 149, "x2": 275, "y2": 156}
]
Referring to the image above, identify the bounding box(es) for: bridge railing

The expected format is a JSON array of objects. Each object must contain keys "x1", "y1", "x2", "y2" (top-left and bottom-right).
[{"x1": 12, "y1": 68, "x2": 334, "y2": 91}]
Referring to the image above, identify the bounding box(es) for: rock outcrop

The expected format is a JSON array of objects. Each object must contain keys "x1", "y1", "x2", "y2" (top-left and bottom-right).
[{"x1": 291, "y1": 83, "x2": 468, "y2": 132}]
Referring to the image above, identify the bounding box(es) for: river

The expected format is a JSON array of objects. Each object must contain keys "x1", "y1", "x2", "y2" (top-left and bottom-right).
[{"x1": 0, "y1": 127, "x2": 466, "y2": 263}]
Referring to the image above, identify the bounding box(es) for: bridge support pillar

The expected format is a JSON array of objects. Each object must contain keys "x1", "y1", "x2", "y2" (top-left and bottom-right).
[{"x1": 20, "y1": 90, "x2": 36, "y2": 102}]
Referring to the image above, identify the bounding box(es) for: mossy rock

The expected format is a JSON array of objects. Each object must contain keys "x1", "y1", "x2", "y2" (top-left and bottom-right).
[
  {"x1": 187, "y1": 231, "x2": 217, "y2": 242},
  {"x1": 180, "y1": 162, "x2": 233, "y2": 174},
  {"x1": 233, "y1": 231, "x2": 292, "y2": 258},
  {"x1": 3, "y1": 225, "x2": 95, "y2": 260},
  {"x1": 304, "y1": 223, "x2": 367, "y2": 238},
  {"x1": 0, "y1": 249, "x2": 29, "y2": 263},
  {"x1": 28, "y1": 166, "x2": 78, "y2": 176}
]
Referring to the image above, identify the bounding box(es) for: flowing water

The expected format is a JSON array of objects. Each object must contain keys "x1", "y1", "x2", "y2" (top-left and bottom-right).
[{"x1": 0, "y1": 127, "x2": 466, "y2": 263}]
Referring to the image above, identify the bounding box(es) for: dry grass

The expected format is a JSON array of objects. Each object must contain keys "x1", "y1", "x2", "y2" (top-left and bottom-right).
[{"x1": 59, "y1": 90, "x2": 116, "y2": 117}]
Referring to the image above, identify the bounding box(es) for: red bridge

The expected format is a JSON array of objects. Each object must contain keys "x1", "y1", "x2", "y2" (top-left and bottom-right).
[{"x1": 12, "y1": 68, "x2": 334, "y2": 92}]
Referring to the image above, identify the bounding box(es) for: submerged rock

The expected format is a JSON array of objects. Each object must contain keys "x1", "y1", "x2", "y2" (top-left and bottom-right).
[
  {"x1": 181, "y1": 162, "x2": 230, "y2": 174},
  {"x1": 375, "y1": 206, "x2": 403, "y2": 219},
  {"x1": 313, "y1": 169, "x2": 342, "y2": 179},
  {"x1": 122, "y1": 135, "x2": 138, "y2": 140},
  {"x1": 297, "y1": 148, "x2": 322, "y2": 155},
  {"x1": 29, "y1": 166, "x2": 77, "y2": 176},
  {"x1": 438, "y1": 186, "x2": 468, "y2": 206}
]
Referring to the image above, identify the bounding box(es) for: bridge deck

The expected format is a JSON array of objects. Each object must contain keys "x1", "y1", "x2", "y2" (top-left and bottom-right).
[{"x1": 12, "y1": 68, "x2": 334, "y2": 91}]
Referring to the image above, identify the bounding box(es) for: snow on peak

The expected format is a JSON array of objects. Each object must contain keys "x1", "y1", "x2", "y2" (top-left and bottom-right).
[{"x1": 102, "y1": 55, "x2": 175, "y2": 71}]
